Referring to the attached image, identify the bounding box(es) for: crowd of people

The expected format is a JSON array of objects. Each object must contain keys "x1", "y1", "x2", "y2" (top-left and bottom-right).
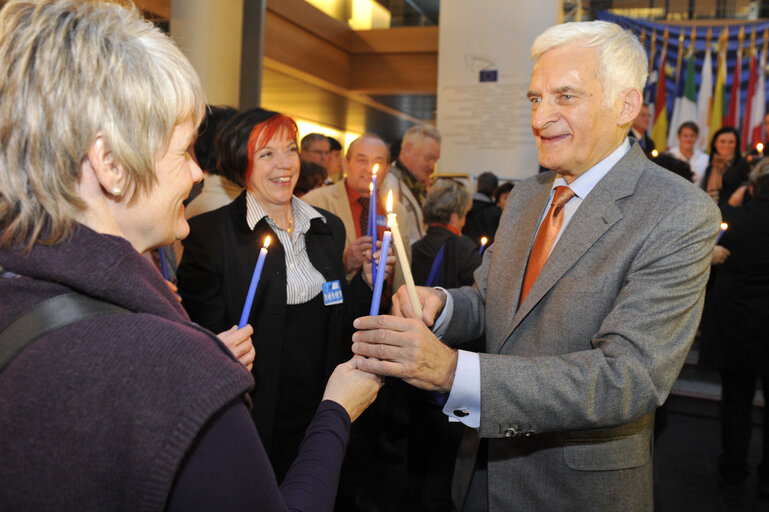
[{"x1": 0, "y1": 1, "x2": 764, "y2": 511}]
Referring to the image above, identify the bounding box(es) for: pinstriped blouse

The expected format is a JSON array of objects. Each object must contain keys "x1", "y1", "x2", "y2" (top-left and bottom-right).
[{"x1": 245, "y1": 193, "x2": 327, "y2": 305}]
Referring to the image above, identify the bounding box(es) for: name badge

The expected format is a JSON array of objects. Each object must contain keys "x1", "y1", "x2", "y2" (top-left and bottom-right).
[
  {"x1": 376, "y1": 214, "x2": 387, "y2": 228},
  {"x1": 322, "y1": 280, "x2": 344, "y2": 306}
]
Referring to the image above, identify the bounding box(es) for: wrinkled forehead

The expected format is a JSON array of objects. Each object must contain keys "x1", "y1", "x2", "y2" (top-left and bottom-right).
[{"x1": 529, "y1": 44, "x2": 600, "y2": 91}]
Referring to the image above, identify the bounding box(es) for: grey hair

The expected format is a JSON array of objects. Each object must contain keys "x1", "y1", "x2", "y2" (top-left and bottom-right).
[
  {"x1": 422, "y1": 179, "x2": 471, "y2": 225},
  {"x1": 0, "y1": 0, "x2": 206, "y2": 249},
  {"x1": 530, "y1": 21, "x2": 648, "y2": 106},
  {"x1": 301, "y1": 133, "x2": 330, "y2": 151},
  {"x1": 403, "y1": 124, "x2": 441, "y2": 146}
]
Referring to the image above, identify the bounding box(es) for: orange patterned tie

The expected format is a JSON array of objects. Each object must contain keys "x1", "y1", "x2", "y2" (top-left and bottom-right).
[{"x1": 519, "y1": 186, "x2": 575, "y2": 305}]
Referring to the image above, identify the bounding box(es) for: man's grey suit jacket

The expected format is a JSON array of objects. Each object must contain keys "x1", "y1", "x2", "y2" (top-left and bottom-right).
[{"x1": 444, "y1": 143, "x2": 721, "y2": 511}]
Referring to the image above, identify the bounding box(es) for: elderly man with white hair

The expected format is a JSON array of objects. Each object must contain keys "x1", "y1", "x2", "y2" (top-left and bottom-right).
[
  {"x1": 384, "y1": 124, "x2": 441, "y2": 244},
  {"x1": 352, "y1": 21, "x2": 721, "y2": 511}
]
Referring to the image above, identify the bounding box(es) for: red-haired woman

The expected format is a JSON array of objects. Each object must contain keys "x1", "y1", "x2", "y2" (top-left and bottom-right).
[{"x1": 177, "y1": 108, "x2": 386, "y2": 482}]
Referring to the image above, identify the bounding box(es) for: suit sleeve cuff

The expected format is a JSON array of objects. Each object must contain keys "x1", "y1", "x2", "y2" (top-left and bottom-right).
[
  {"x1": 431, "y1": 287, "x2": 453, "y2": 339},
  {"x1": 442, "y1": 349, "x2": 480, "y2": 428}
]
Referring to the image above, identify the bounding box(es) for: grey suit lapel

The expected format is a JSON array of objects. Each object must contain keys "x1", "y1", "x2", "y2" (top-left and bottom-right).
[
  {"x1": 487, "y1": 174, "x2": 553, "y2": 354},
  {"x1": 497, "y1": 144, "x2": 647, "y2": 353}
]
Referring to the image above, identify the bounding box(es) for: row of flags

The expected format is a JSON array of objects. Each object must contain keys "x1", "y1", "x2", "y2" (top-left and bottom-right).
[
  {"x1": 647, "y1": 26, "x2": 768, "y2": 154},
  {"x1": 598, "y1": 12, "x2": 769, "y2": 154}
]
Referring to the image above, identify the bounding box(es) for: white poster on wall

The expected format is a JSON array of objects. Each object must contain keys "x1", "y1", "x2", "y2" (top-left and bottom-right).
[{"x1": 436, "y1": 2, "x2": 560, "y2": 180}]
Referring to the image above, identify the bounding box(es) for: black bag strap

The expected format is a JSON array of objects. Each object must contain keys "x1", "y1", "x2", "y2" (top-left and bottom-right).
[{"x1": 0, "y1": 292, "x2": 129, "y2": 373}]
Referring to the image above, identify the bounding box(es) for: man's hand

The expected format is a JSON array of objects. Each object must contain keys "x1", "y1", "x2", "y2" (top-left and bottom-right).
[
  {"x1": 728, "y1": 185, "x2": 748, "y2": 207},
  {"x1": 343, "y1": 235, "x2": 373, "y2": 274},
  {"x1": 392, "y1": 285, "x2": 447, "y2": 326},
  {"x1": 712, "y1": 245, "x2": 731, "y2": 265},
  {"x1": 352, "y1": 315, "x2": 457, "y2": 392},
  {"x1": 362, "y1": 241, "x2": 396, "y2": 286},
  {"x1": 218, "y1": 324, "x2": 255, "y2": 371}
]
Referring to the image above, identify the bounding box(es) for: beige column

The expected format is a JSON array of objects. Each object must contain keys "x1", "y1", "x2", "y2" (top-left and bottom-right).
[{"x1": 169, "y1": 0, "x2": 247, "y2": 108}]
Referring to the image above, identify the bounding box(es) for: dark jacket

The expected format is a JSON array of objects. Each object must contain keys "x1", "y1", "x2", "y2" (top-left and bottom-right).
[
  {"x1": 701, "y1": 199, "x2": 769, "y2": 374},
  {"x1": 702, "y1": 157, "x2": 751, "y2": 210},
  {"x1": 177, "y1": 191, "x2": 370, "y2": 451},
  {"x1": 412, "y1": 225, "x2": 483, "y2": 289},
  {"x1": 462, "y1": 198, "x2": 502, "y2": 245},
  {"x1": 0, "y1": 225, "x2": 252, "y2": 511}
]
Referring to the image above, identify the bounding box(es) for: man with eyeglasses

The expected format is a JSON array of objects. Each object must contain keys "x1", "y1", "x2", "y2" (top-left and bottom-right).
[{"x1": 300, "y1": 132, "x2": 331, "y2": 169}]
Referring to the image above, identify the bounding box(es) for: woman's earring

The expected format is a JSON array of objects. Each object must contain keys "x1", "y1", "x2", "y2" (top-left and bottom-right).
[{"x1": 111, "y1": 186, "x2": 122, "y2": 197}]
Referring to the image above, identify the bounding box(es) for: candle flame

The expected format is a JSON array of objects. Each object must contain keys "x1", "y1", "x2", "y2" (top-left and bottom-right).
[
  {"x1": 372, "y1": 163, "x2": 379, "y2": 176},
  {"x1": 758, "y1": 143, "x2": 764, "y2": 152},
  {"x1": 263, "y1": 235, "x2": 271, "y2": 248},
  {"x1": 720, "y1": 222, "x2": 728, "y2": 231},
  {"x1": 386, "y1": 190, "x2": 393, "y2": 213},
  {"x1": 651, "y1": 149, "x2": 659, "y2": 158},
  {"x1": 480, "y1": 236, "x2": 488, "y2": 246}
]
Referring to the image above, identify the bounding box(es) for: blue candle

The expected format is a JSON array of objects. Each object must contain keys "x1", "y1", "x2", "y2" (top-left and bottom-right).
[
  {"x1": 238, "y1": 236, "x2": 271, "y2": 328},
  {"x1": 158, "y1": 248, "x2": 169, "y2": 280},
  {"x1": 478, "y1": 236, "x2": 488, "y2": 255},
  {"x1": 369, "y1": 230, "x2": 392, "y2": 316},
  {"x1": 716, "y1": 222, "x2": 728, "y2": 243},
  {"x1": 369, "y1": 164, "x2": 379, "y2": 281}
]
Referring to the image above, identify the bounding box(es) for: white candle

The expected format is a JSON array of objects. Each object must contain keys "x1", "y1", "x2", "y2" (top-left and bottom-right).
[{"x1": 385, "y1": 191, "x2": 422, "y2": 319}]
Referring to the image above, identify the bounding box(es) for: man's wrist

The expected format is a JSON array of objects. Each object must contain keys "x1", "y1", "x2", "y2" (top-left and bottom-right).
[{"x1": 440, "y1": 348, "x2": 459, "y2": 393}]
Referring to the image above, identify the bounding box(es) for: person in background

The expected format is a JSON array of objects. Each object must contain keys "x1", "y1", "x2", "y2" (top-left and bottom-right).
[
  {"x1": 383, "y1": 124, "x2": 441, "y2": 244},
  {"x1": 462, "y1": 171, "x2": 501, "y2": 246},
  {"x1": 301, "y1": 132, "x2": 331, "y2": 169},
  {"x1": 327, "y1": 136, "x2": 344, "y2": 183},
  {"x1": 701, "y1": 160, "x2": 769, "y2": 496},
  {"x1": 628, "y1": 102, "x2": 655, "y2": 156},
  {"x1": 177, "y1": 108, "x2": 389, "y2": 483},
  {"x1": 0, "y1": 2, "x2": 380, "y2": 511},
  {"x1": 494, "y1": 181, "x2": 515, "y2": 211},
  {"x1": 185, "y1": 105, "x2": 242, "y2": 219},
  {"x1": 413, "y1": 179, "x2": 482, "y2": 288},
  {"x1": 352, "y1": 20, "x2": 720, "y2": 511},
  {"x1": 746, "y1": 112, "x2": 769, "y2": 164},
  {"x1": 303, "y1": 133, "x2": 409, "y2": 293},
  {"x1": 703, "y1": 127, "x2": 751, "y2": 210},
  {"x1": 294, "y1": 160, "x2": 327, "y2": 197},
  {"x1": 668, "y1": 121, "x2": 709, "y2": 187},
  {"x1": 653, "y1": 152, "x2": 694, "y2": 182}
]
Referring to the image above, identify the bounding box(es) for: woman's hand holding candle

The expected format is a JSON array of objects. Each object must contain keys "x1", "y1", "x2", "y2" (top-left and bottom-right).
[
  {"x1": 362, "y1": 240, "x2": 396, "y2": 287},
  {"x1": 217, "y1": 324, "x2": 256, "y2": 370}
]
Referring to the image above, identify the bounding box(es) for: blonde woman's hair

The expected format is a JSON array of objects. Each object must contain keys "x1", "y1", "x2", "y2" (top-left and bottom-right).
[
  {"x1": 0, "y1": 0, "x2": 206, "y2": 249},
  {"x1": 530, "y1": 21, "x2": 648, "y2": 107}
]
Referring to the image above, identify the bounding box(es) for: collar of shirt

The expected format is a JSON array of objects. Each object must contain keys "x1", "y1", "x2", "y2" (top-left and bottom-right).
[
  {"x1": 429, "y1": 222, "x2": 461, "y2": 236},
  {"x1": 395, "y1": 160, "x2": 427, "y2": 201},
  {"x1": 552, "y1": 137, "x2": 631, "y2": 199},
  {"x1": 245, "y1": 192, "x2": 325, "y2": 233},
  {"x1": 472, "y1": 192, "x2": 493, "y2": 203},
  {"x1": 345, "y1": 179, "x2": 366, "y2": 203}
]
